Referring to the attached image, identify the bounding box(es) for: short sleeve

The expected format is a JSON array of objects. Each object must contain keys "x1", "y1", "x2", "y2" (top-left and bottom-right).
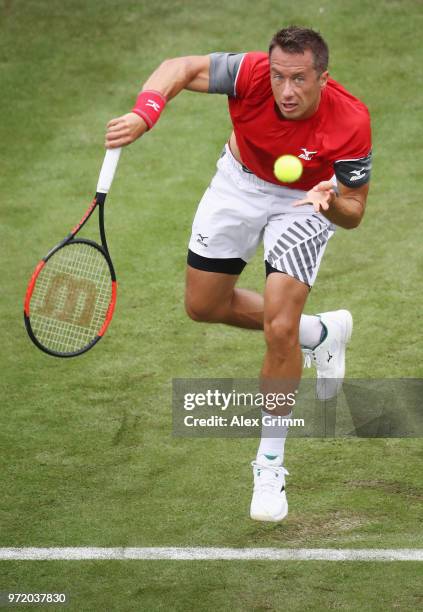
[
  {"x1": 332, "y1": 102, "x2": 372, "y2": 188},
  {"x1": 334, "y1": 151, "x2": 372, "y2": 187},
  {"x1": 208, "y1": 52, "x2": 245, "y2": 96}
]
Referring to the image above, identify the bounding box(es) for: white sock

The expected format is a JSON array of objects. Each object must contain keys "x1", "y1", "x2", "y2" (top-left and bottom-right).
[
  {"x1": 299, "y1": 314, "x2": 324, "y2": 349},
  {"x1": 256, "y1": 410, "x2": 291, "y2": 464}
]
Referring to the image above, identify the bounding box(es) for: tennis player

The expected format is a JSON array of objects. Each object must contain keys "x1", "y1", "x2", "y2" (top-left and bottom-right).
[{"x1": 105, "y1": 26, "x2": 372, "y2": 522}]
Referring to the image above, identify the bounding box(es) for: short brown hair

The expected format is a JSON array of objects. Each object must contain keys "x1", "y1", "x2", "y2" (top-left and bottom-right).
[{"x1": 269, "y1": 26, "x2": 329, "y2": 74}]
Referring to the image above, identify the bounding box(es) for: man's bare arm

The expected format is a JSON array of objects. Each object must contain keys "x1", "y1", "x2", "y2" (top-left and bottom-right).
[
  {"x1": 143, "y1": 55, "x2": 210, "y2": 98},
  {"x1": 106, "y1": 55, "x2": 210, "y2": 148},
  {"x1": 324, "y1": 181, "x2": 368, "y2": 228},
  {"x1": 294, "y1": 180, "x2": 369, "y2": 229}
]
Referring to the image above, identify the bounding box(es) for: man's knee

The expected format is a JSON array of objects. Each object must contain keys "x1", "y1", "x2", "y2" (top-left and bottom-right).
[
  {"x1": 264, "y1": 316, "x2": 299, "y2": 355},
  {"x1": 185, "y1": 299, "x2": 211, "y2": 322},
  {"x1": 185, "y1": 294, "x2": 224, "y2": 322}
]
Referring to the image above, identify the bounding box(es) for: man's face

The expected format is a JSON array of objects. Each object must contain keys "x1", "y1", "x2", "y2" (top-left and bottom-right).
[{"x1": 269, "y1": 47, "x2": 328, "y2": 120}]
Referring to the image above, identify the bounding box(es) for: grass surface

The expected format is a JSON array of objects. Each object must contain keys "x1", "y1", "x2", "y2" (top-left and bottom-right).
[
  {"x1": 1, "y1": 0, "x2": 422, "y2": 610},
  {"x1": 1, "y1": 561, "x2": 423, "y2": 611}
]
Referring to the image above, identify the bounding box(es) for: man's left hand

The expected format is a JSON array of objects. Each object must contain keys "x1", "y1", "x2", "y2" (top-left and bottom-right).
[{"x1": 293, "y1": 180, "x2": 336, "y2": 213}]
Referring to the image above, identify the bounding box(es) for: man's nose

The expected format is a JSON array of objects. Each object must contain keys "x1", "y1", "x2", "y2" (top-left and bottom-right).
[{"x1": 281, "y1": 79, "x2": 294, "y2": 98}]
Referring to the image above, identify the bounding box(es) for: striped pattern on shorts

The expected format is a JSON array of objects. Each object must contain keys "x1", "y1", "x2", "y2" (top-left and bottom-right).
[{"x1": 266, "y1": 214, "x2": 332, "y2": 287}]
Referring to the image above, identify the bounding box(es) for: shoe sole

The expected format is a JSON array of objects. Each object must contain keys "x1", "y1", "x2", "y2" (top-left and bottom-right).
[
  {"x1": 336, "y1": 309, "x2": 353, "y2": 381},
  {"x1": 316, "y1": 309, "x2": 353, "y2": 400},
  {"x1": 250, "y1": 504, "x2": 288, "y2": 522},
  {"x1": 250, "y1": 509, "x2": 288, "y2": 522},
  {"x1": 338, "y1": 309, "x2": 353, "y2": 346}
]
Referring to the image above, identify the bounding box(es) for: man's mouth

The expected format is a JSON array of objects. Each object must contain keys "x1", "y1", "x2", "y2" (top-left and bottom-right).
[{"x1": 280, "y1": 102, "x2": 298, "y2": 113}]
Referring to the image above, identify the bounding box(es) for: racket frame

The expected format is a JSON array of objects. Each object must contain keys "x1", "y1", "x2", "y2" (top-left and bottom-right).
[
  {"x1": 24, "y1": 148, "x2": 121, "y2": 357},
  {"x1": 24, "y1": 175, "x2": 117, "y2": 358}
]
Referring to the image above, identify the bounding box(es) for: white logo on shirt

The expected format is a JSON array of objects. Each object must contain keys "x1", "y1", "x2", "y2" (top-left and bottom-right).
[
  {"x1": 299, "y1": 148, "x2": 318, "y2": 161},
  {"x1": 349, "y1": 168, "x2": 366, "y2": 181},
  {"x1": 146, "y1": 100, "x2": 160, "y2": 112}
]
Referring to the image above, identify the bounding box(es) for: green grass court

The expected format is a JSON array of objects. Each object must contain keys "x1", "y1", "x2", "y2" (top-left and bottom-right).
[{"x1": 1, "y1": 0, "x2": 422, "y2": 609}]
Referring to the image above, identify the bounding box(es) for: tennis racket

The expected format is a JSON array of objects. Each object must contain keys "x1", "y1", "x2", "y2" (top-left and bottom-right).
[{"x1": 24, "y1": 147, "x2": 122, "y2": 358}]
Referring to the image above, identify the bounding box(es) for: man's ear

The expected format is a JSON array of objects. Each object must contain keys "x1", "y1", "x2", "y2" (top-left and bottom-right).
[{"x1": 320, "y1": 70, "x2": 329, "y2": 88}]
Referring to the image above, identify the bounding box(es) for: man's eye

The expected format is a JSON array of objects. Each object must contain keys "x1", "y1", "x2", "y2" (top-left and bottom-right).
[{"x1": 294, "y1": 76, "x2": 304, "y2": 83}]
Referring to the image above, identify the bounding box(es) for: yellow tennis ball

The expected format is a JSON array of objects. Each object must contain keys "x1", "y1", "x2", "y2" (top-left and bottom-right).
[{"x1": 274, "y1": 155, "x2": 303, "y2": 183}]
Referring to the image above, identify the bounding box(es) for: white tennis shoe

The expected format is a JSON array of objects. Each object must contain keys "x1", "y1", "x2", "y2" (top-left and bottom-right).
[
  {"x1": 303, "y1": 309, "x2": 353, "y2": 400},
  {"x1": 250, "y1": 455, "x2": 289, "y2": 522}
]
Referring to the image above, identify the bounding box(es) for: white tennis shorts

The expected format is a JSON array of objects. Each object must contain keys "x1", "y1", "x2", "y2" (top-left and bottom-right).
[{"x1": 188, "y1": 144, "x2": 335, "y2": 287}]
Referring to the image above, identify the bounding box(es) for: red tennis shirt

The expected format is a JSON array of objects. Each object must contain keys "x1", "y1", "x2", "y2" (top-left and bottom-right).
[{"x1": 227, "y1": 52, "x2": 372, "y2": 190}]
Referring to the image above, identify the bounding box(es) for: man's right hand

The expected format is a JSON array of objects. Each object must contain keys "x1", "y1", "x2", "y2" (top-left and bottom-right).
[{"x1": 105, "y1": 112, "x2": 148, "y2": 148}]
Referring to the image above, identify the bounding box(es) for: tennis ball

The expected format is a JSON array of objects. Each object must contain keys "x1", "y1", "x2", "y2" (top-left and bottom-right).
[{"x1": 274, "y1": 155, "x2": 303, "y2": 183}]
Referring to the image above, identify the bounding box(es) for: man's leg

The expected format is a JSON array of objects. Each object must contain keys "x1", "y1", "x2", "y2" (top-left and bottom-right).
[
  {"x1": 186, "y1": 265, "x2": 307, "y2": 521},
  {"x1": 249, "y1": 273, "x2": 308, "y2": 522},
  {"x1": 185, "y1": 264, "x2": 323, "y2": 339},
  {"x1": 261, "y1": 272, "x2": 309, "y2": 382},
  {"x1": 186, "y1": 264, "x2": 351, "y2": 403},
  {"x1": 185, "y1": 265, "x2": 262, "y2": 329}
]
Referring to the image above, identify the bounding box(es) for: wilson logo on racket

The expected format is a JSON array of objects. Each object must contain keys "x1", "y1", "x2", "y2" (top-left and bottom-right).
[
  {"x1": 23, "y1": 148, "x2": 122, "y2": 358},
  {"x1": 37, "y1": 272, "x2": 97, "y2": 327}
]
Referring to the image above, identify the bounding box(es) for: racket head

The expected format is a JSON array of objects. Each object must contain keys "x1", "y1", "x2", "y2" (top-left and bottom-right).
[{"x1": 24, "y1": 239, "x2": 117, "y2": 357}]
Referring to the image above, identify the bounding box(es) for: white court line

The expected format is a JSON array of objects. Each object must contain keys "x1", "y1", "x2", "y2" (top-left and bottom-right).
[{"x1": 0, "y1": 548, "x2": 422, "y2": 561}]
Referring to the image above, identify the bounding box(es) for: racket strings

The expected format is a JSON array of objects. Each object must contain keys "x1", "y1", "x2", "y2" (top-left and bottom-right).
[{"x1": 29, "y1": 243, "x2": 112, "y2": 354}]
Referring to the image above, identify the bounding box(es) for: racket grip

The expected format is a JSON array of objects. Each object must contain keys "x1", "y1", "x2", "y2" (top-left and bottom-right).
[{"x1": 97, "y1": 148, "x2": 122, "y2": 194}]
